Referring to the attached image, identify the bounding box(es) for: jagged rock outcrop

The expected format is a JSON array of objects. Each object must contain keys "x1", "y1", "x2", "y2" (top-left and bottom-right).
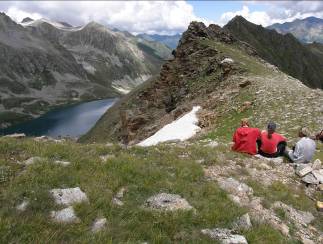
[
  {"x1": 0, "y1": 13, "x2": 171, "y2": 128},
  {"x1": 81, "y1": 21, "x2": 250, "y2": 144}
]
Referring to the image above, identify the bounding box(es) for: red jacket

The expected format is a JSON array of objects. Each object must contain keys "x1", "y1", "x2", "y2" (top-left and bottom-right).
[
  {"x1": 259, "y1": 131, "x2": 286, "y2": 154},
  {"x1": 232, "y1": 127, "x2": 261, "y2": 155}
]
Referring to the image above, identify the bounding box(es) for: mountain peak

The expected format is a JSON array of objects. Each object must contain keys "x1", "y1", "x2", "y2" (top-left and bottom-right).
[{"x1": 22, "y1": 17, "x2": 34, "y2": 23}]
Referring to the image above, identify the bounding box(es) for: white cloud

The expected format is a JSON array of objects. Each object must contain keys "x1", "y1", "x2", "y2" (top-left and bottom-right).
[
  {"x1": 220, "y1": 5, "x2": 271, "y2": 26},
  {"x1": 220, "y1": 2, "x2": 323, "y2": 27},
  {"x1": 0, "y1": 1, "x2": 211, "y2": 35}
]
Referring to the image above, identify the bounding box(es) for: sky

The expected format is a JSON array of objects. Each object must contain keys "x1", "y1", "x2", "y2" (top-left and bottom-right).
[{"x1": 1, "y1": 1, "x2": 323, "y2": 35}]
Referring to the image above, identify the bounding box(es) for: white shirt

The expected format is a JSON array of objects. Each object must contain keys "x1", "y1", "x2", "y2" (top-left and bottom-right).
[{"x1": 288, "y1": 137, "x2": 316, "y2": 164}]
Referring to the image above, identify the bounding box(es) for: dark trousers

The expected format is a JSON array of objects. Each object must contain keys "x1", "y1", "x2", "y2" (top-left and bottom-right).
[{"x1": 257, "y1": 140, "x2": 286, "y2": 158}]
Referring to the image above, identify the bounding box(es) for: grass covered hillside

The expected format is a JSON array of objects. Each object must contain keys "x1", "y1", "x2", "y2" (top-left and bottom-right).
[{"x1": 1, "y1": 136, "x2": 322, "y2": 243}]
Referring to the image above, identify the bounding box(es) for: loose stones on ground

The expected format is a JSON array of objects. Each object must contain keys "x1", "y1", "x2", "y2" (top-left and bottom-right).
[
  {"x1": 201, "y1": 228, "x2": 248, "y2": 244},
  {"x1": 144, "y1": 193, "x2": 193, "y2": 211},
  {"x1": 272, "y1": 201, "x2": 315, "y2": 226}
]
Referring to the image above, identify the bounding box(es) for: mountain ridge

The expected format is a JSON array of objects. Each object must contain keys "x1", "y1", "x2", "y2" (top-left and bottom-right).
[
  {"x1": 268, "y1": 16, "x2": 323, "y2": 43},
  {"x1": 224, "y1": 15, "x2": 323, "y2": 89}
]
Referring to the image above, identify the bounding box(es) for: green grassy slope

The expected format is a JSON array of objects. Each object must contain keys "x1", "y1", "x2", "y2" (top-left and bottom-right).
[{"x1": 0, "y1": 137, "x2": 304, "y2": 243}]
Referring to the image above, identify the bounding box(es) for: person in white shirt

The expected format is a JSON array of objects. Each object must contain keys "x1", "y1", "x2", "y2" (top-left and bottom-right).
[{"x1": 287, "y1": 127, "x2": 316, "y2": 164}]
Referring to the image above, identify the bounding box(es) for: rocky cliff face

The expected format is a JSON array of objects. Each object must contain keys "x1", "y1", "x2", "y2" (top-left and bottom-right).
[
  {"x1": 0, "y1": 13, "x2": 171, "y2": 128},
  {"x1": 224, "y1": 16, "x2": 323, "y2": 89}
]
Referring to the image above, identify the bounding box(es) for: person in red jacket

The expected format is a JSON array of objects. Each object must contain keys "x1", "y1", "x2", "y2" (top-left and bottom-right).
[
  {"x1": 232, "y1": 118, "x2": 261, "y2": 155},
  {"x1": 258, "y1": 122, "x2": 286, "y2": 158}
]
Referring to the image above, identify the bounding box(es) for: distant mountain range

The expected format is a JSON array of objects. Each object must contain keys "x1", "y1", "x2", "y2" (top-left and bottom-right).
[
  {"x1": 0, "y1": 13, "x2": 172, "y2": 128},
  {"x1": 136, "y1": 33, "x2": 181, "y2": 49},
  {"x1": 225, "y1": 16, "x2": 323, "y2": 89},
  {"x1": 268, "y1": 16, "x2": 323, "y2": 43}
]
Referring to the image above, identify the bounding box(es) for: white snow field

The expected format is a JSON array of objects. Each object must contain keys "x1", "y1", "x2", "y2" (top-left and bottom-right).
[{"x1": 138, "y1": 106, "x2": 201, "y2": 147}]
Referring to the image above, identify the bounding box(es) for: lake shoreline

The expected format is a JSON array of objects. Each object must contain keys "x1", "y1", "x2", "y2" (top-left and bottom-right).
[{"x1": 0, "y1": 98, "x2": 118, "y2": 139}]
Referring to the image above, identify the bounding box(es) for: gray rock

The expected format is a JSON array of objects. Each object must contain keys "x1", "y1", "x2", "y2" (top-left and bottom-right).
[
  {"x1": 144, "y1": 193, "x2": 193, "y2": 211},
  {"x1": 50, "y1": 187, "x2": 88, "y2": 206},
  {"x1": 296, "y1": 165, "x2": 313, "y2": 177},
  {"x1": 272, "y1": 201, "x2": 315, "y2": 225},
  {"x1": 4, "y1": 133, "x2": 26, "y2": 138},
  {"x1": 23, "y1": 156, "x2": 44, "y2": 165},
  {"x1": 233, "y1": 213, "x2": 252, "y2": 231},
  {"x1": 100, "y1": 154, "x2": 115, "y2": 162},
  {"x1": 221, "y1": 58, "x2": 234, "y2": 64},
  {"x1": 312, "y1": 170, "x2": 323, "y2": 183},
  {"x1": 205, "y1": 141, "x2": 219, "y2": 148},
  {"x1": 312, "y1": 159, "x2": 322, "y2": 170},
  {"x1": 54, "y1": 160, "x2": 71, "y2": 166},
  {"x1": 218, "y1": 178, "x2": 253, "y2": 197},
  {"x1": 51, "y1": 206, "x2": 80, "y2": 223},
  {"x1": 112, "y1": 197, "x2": 124, "y2": 206},
  {"x1": 115, "y1": 187, "x2": 126, "y2": 199},
  {"x1": 16, "y1": 200, "x2": 29, "y2": 211},
  {"x1": 91, "y1": 217, "x2": 107, "y2": 233},
  {"x1": 302, "y1": 173, "x2": 319, "y2": 185},
  {"x1": 201, "y1": 228, "x2": 248, "y2": 244}
]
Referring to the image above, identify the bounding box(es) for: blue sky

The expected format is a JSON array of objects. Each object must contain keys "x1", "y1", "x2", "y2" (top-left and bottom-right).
[
  {"x1": 189, "y1": 1, "x2": 272, "y2": 22},
  {"x1": 1, "y1": 1, "x2": 323, "y2": 34}
]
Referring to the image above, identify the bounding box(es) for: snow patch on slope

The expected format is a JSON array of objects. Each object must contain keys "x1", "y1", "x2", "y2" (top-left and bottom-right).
[{"x1": 138, "y1": 106, "x2": 201, "y2": 147}]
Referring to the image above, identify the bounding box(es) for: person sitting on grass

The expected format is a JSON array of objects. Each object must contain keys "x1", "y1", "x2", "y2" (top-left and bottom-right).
[
  {"x1": 257, "y1": 122, "x2": 286, "y2": 158},
  {"x1": 286, "y1": 127, "x2": 316, "y2": 164},
  {"x1": 232, "y1": 118, "x2": 260, "y2": 155}
]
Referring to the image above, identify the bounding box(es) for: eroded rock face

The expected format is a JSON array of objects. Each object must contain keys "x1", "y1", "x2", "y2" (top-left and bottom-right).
[
  {"x1": 144, "y1": 193, "x2": 193, "y2": 211},
  {"x1": 201, "y1": 228, "x2": 248, "y2": 244},
  {"x1": 51, "y1": 206, "x2": 80, "y2": 223},
  {"x1": 50, "y1": 187, "x2": 88, "y2": 206}
]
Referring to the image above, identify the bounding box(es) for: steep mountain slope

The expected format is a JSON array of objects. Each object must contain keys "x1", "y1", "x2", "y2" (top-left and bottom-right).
[
  {"x1": 268, "y1": 16, "x2": 323, "y2": 43},
  {"x1": 137, "y1": 33, "x2": 181, "y2": 49},
  {"x1": 0, "y1": 13, "x2": 171, "y2": 128},
  {"x1": 306, "y1": 42, "x2": 323, "y2": 57},
  {"x1": 224, "y1": 16, "x2": 323, "y2": 89}
]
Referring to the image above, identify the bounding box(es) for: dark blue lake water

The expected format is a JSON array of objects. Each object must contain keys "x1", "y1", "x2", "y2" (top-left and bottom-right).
[{"x1": 0, "y1": 98, "x2": 117, "y2": 138}]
